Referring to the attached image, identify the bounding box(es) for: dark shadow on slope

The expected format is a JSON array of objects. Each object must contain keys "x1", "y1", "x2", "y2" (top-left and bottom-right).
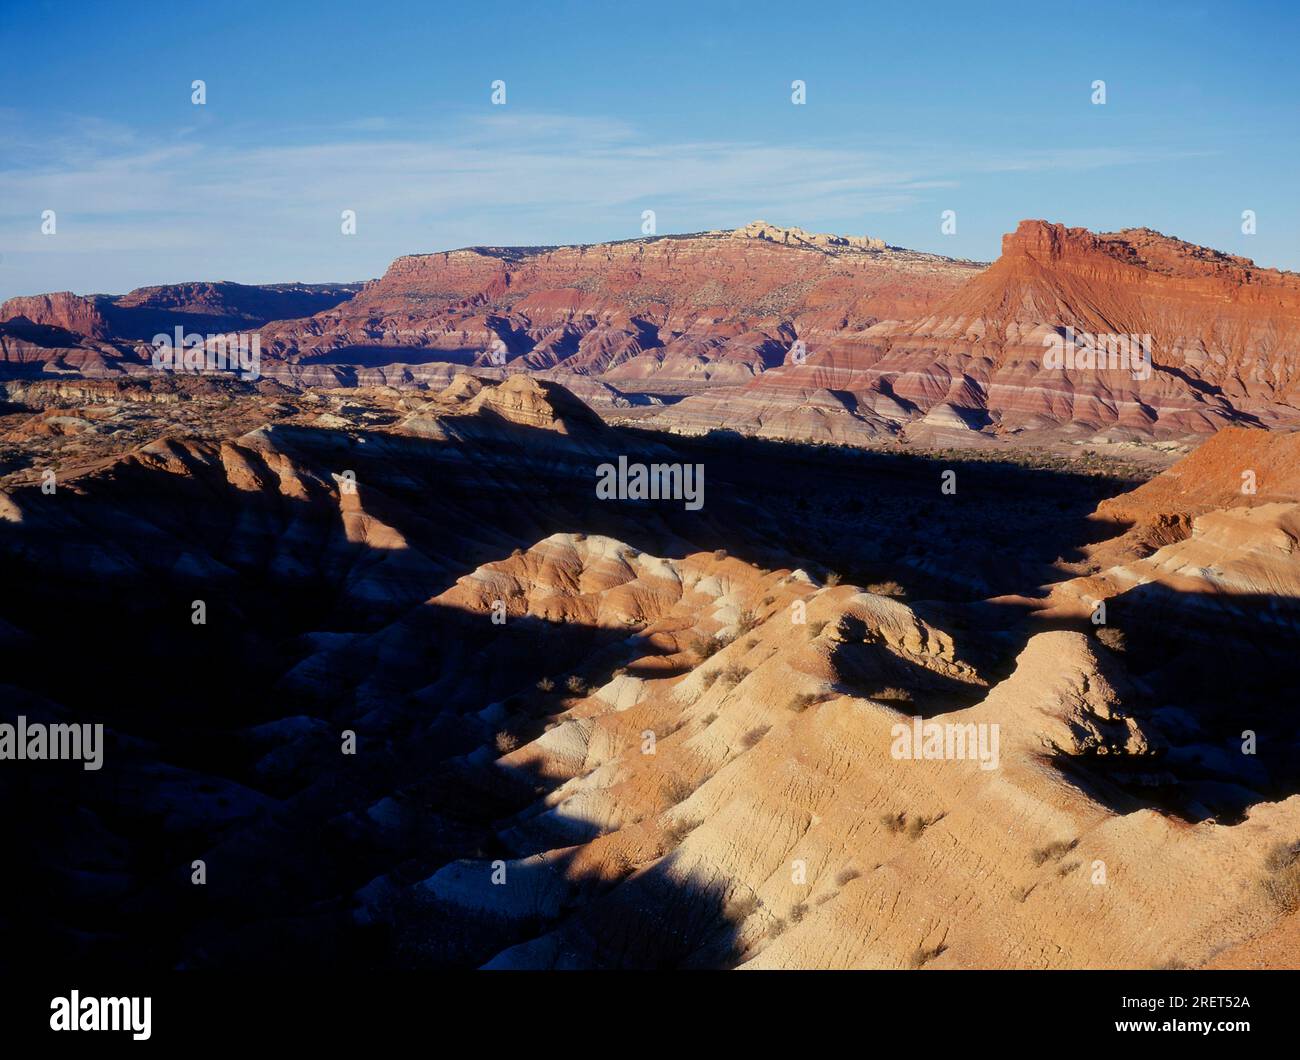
[
  {"x1": 965, "y1": 579, "x2": 1300, "y2": 825},
  {"x1": 0, "y1": 409, "x2": 1264, "y2": 972},
  {"x1": 0, "y1": 456, "x2": 748, "y2": 972}
]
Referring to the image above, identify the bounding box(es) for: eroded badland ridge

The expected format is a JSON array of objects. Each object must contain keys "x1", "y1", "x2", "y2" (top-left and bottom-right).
[{"x1": 2, "y1": 366, "x2": 1299, "y2": 970}]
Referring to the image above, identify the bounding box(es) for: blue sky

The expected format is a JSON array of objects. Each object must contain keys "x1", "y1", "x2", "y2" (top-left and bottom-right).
[{"x1": 1, "y1": 0, "x2": 1296, "y2": 299}]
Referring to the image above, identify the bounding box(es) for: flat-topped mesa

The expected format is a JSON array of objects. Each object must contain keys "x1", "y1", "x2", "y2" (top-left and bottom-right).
[
  {"x1": 0, "y1": 291, "x2": 111, "y2": 339},
  {"x1": 1, "y1": 282, "x2": 359, "y2": 344},
  {"x1": 731, "y1": 219, "x2": 887, "y2": 252}
]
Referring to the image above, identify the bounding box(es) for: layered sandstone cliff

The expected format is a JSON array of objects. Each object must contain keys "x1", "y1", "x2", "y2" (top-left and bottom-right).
[{"x1": 642, "y1": 221, "x2": 1300, "y2": 446}]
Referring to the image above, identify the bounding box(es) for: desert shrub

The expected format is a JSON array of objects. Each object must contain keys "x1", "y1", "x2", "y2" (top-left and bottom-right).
[
  {"x1": 688, "y1": 630, "x2": 735, "y2": 664},
  {"x1": 607, "y1": 852, "x2": 636, "y2": 881},
  {"x1": 870, "y1": 687, "x2": 913, "y2": 703},
  {"x1": 807, "y1": 620, "x2": 827, "y2": 638},
  {"x1": 712, "y1": 548, "x2": 727, "y2": 561},
  {"x1": 494, "y1": 730, "x2": 520, "y2": 754},
  {"x1": 881, "y1": 811, "x2": 940, "y2": 839},
  {"x1": 724, "y1": 893, "x2": 761, "y2": 922},
  {"x1": 1095, "y1": 626, "x2": 1127, "y2": 653},
  {"x1": 1057, "y1": 860, "x2": 1081, "y2": 878},
  {"x1": 744, "y1": 637, "x2": 759, "y2": 650},
  {"x1": 720, "y1": 664, "x2": 751, "y2": 688},
  {"x1": 881, "y1": 811, "x2": 907, "y2": 834},
  {"x1": 866, "y1": 580, "x2": 906, "y2": 598},
  {"x1": 788, "y1": 691, "x2": 821, "y2": 713},
  {"x1": 565, "y1": 674, "x2": 588, "y2": 695},
  {"x1": 768, "y1": 917, "x2": 787, "y2": 938},
  {"x1": 761, "y1": 595, "x2": 776, "y2": 606},
  {"x1": 1261, "y1": 840, "x2": 1300, "y2": 912},
  {"x1": 700, "y1": 670, "x2": 721, "y2": 690},
  {"x1": 660, "y1": 774, "x2": 700, "y2": 806},
  {"x1": 835, "y1": 867, "x2": 861, "y2": 886},
  {"x1": 741, "y1": 725, "x2": 769, "y2": 748},
  {"x1": 1030, "y1": 838, "x2": 1079, "y2": 866},
  {"x1": 789, "y1": 903, "x2": 808, "y2": 924},
  {"x1": 663, "y1": 815, "x2": 702, "y2": 845},
  {"x1": 907, "y1": 942, "x2": 947, "y2": 968},
  {"x1": 701, "y1": 712, "x2": 719, "y2": 725},
  {"x1": 535, "y1": 677, "x2": 555, "y2": 693},
  {"x1": 735, "y1": 608, "x2": 760, "y2": 634},
  {"x1": 905, "y1": 813, "x2": 940, "y2": 840},
  {"x1": 824, "y1": 571, "x2": 842, "y2": 587}
]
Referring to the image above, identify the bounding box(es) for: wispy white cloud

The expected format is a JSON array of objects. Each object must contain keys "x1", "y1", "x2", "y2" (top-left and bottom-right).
[{"x1": 0, "y1": 111, "x2": 1199, "y2": 297}]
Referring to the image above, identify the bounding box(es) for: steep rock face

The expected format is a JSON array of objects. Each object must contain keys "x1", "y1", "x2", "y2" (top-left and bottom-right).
[
  {"x1": 1, "y1": 281, "x2": 359, "y2": 343},
  {"x1": 0, "y1": 319, "x2": 146, "y2": 375},
  {"x1": 1097, "y1": 425, "x2": 1300, "y2": 523},
  {"x1": 254, "y1": 224, "x2": 981, "y2": 384},
  {"x1": 0, "y1": 293, "x2": 112, "y2": 339},
  {"x1": 11, "y1": 219, "x2": 1300, "y2": 451},
  {"x1": 645, "y1": 221, "x2": 1300, "y2": 445},
  {"x1": 1044, "y1": 450, "x2": 1300, "y2": 638}
]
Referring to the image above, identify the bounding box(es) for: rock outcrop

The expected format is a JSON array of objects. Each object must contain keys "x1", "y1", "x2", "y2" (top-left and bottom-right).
[{"x1": 642, "y1": 220, "x2": 1300, "y2": 446}]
